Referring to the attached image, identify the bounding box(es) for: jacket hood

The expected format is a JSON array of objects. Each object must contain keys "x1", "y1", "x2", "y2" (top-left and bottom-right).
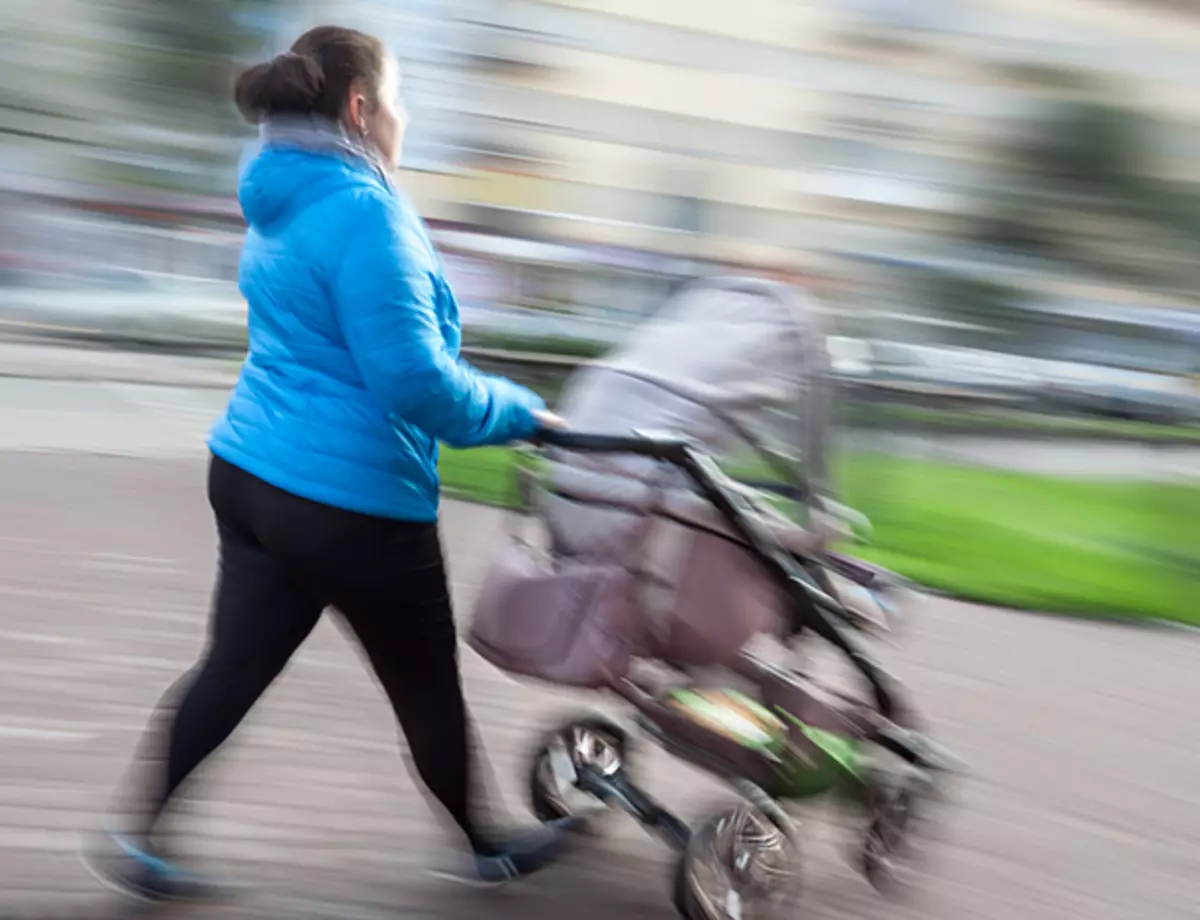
[
  {"x1": 238, "y1": 118, "x2": 389, "y2": 232},
  {"x1": 237, "y1": 148, "x2": 320, "y2": 231}
]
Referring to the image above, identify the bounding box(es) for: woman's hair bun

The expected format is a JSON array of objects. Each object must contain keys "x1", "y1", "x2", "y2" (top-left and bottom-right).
[{"x1": 234, "y1": 51, "x2": 325, "y2": 124}]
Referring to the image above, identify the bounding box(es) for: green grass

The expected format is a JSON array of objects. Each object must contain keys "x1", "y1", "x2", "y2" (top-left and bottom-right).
[
  {"x1": 838, "y1": 453, "x2": 1199, "y2": 624},
  {"x1": 439, "y1": 447, "x2": 1200, "y2": 625},
  {"x1": 440, "y1": 446, "x2": 530, "y2": 509}
]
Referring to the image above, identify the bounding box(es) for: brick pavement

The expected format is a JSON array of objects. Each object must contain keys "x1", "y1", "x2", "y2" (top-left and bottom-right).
[{"x1": 0, "y1": 357, "x2": 1196, "y2": 918}]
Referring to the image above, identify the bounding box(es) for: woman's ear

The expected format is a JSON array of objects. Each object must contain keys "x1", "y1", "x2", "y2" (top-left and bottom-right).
[{"x1": 346, "y1": 80, "x2": 369, "y2": 134}]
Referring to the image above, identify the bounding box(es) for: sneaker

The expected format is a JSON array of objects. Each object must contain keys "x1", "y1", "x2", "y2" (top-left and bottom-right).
[
  {"x1": 432, "y1": 816, "x2": 585, "y2": 886},
  {"x1": 80, "y1": 828, "x2": 243, "y2": 904}
]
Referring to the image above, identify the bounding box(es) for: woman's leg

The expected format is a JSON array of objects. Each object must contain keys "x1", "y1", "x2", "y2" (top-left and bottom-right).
[
  {"x1": 133, "y1": 518, "x2": 325, "y2": 841},
  {"x1": 315, "y1": 522, "x2": 581, "y2": 880},
  {"x1": 115, "y1": 455, "x2": 326, "y2": 846},
  {"x1": 317, "y1": 524, "x2": 481, "y2": 842},
  {"x1": 89, "y1": 499, "x2": 326, "y2": 900},
  {"x1": 182, "y1": 461, "x2": 578, "y2": 883}
]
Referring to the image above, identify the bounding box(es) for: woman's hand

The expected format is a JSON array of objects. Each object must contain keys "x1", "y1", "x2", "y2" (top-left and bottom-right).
[{"x1": 531, "y1": 409, "x2": 568, "y2": 430}]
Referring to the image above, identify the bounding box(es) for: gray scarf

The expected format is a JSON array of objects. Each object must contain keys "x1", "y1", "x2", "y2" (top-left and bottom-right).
[{"x1": 260, "y1": 115, "x2": 394, "y2": 190}]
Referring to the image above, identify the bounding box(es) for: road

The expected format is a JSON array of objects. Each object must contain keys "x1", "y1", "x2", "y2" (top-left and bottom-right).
[{"x1": 0, "y1": 345, "x2": 1196, "y2": 919}]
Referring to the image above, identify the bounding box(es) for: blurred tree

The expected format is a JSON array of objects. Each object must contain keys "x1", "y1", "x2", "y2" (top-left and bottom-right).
[
  {"x1": 105, "y1": 0, "x2": 279, "y2": 193},
  {"x1": 975, "y1": 71, "x2": 1200, "y2": 298},
  {"x1": 118, "y1": 0, "x2": 272, "y2": 131},
  {"x1": 1016, "y1": 99, "x2": 1145, "y2": 193},
  {"x1": 0, "y1": 2, "x2": 114, "y2": 143}
]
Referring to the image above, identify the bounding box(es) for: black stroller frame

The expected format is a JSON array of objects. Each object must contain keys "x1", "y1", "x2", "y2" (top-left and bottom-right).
[{"x1": 523, "y1": 427, "x2": 958, "y2": 919}]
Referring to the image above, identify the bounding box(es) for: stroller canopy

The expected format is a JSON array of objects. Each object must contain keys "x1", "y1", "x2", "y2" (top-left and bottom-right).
[{"x1": 557, "y1": 276, "x2": 834, "y2": 489}]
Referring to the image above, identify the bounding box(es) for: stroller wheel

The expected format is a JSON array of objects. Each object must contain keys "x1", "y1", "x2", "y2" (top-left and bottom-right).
[
  {"x1": 858, "y1": 770, "x2": 936, "y2": 894},
  {"x1": 528, "y1": 715, "x2": 630, "y2": 828},
  {"x1": 673, "y1": 804, "x2": 798, "y2": 920}
]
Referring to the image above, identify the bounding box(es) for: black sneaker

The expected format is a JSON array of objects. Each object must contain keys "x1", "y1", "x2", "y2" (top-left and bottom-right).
[
  {"x1": 80, "y1": 829, "x2": 243, "y2": 904},
  {"x1": 433, "y1": 816, "x2": 586, "y2": 886}
]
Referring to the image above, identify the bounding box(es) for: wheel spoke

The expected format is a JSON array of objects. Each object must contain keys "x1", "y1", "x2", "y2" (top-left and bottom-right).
[{"x1": 678, "y1": 805, "x2": 798, "y2": 920}]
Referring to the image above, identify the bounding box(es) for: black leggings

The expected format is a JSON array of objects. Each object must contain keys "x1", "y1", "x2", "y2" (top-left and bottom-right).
[{"x1": 130, "y1": 455, "x2": 487, "y2": 848}]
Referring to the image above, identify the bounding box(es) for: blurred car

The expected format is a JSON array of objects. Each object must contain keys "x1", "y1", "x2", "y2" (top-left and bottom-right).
[
  {"x1": 861, "y1": 340, "x2": 1037, "y2": 403},
  {"x1": 1038, "y1": 376, "x2": 1200, "y2": 426},
  {"x1": 0, "y1": 268, "x2": 247, "y2": 349},
  {"x1": 845, "y1": 338, "x2": 1200, "y2": 425}
]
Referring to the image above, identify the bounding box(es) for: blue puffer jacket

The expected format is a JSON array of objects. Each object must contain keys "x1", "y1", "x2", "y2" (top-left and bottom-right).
[{"x1": 209, "y1": 132, "x2": 545, "y2": 522}]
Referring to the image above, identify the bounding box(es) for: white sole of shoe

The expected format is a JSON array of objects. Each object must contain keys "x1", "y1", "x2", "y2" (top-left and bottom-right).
[
  {"x1": 77, "y1": 832, "x2": 247, "y2": 905},
  {"x1": 78, "y1": 844, "x2": 158, "y2": 905},
  {"x1": 424, "y1": 866, "x2": 510, "y2": 890}
]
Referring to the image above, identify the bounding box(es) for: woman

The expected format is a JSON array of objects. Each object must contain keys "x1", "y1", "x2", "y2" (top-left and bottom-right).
[{"x1": 84, "y1": 25, "x2": 576, "y2": 902}]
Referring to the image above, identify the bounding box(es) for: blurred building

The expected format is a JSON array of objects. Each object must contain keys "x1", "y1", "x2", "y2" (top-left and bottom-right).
[
  {"x1": 355, "y1": 0, "x2": 1200, "y2": 281},
  {"x1": 3, "y1": 0, "x2": 1199, "y2": 346},
  {"x1": 357, "y1": 0, "x2": 1199, "y2": 365}
]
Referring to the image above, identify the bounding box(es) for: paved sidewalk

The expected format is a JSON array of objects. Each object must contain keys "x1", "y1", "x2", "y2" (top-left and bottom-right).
[
  {"x1": 0, "y1": 339, "x2": 240, "y2": 390},
  {"x1": 0, "y1": 449, "x2": 1197, "y2": 919}
]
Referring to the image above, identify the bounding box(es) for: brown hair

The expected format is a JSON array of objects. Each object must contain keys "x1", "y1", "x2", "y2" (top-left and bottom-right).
[{"x1": 234, "y1": 26, "x2": 386, "y2": 125}]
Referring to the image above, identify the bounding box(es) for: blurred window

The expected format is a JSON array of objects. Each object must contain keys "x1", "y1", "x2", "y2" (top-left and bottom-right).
[{"x1": 461, "y1": 83, "x2": 821, "y2": 167}]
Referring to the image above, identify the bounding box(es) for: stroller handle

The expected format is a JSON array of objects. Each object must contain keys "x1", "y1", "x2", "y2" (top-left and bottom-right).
[
  {"x1": 528, "y1": 426, "x2": 903, "y2": 721},
  {"x1": 530, "y1": 427, "x2": 691, "y2": 460}
]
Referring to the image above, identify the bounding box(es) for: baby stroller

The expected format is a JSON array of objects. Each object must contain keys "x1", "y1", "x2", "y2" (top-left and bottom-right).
[{"x1": 469, "y1": 278, "x2": 959, "y2": 919}]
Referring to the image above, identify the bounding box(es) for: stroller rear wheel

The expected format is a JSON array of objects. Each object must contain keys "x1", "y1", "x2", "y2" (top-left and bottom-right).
[
  {"x1": 528, "y1": 715, "x2": 631, "y2": 828},
  {"x1": 673, "y1": 803, "x2": 798, "y2": 920},
  {"x1": 858, "y1": 768, "x2": 937, "y2": 893}
]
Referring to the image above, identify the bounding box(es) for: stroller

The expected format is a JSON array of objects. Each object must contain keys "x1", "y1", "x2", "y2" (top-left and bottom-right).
[{"x1": 469, "y1": 278, "x2": 959, "y2": 920}]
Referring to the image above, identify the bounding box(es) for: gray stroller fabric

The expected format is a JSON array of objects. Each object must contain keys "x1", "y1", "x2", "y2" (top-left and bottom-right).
[{"x1": 470, "y1": 277, "x2": 844, "y2": 686}]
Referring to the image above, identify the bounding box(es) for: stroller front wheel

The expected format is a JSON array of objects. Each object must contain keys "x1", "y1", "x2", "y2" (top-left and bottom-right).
[
  {"x1": 673, "y1": 803, "x2": 799, "y2": 920},
  {"x1": 528, "y1": 714, "x2": 632, "y2": 828}
]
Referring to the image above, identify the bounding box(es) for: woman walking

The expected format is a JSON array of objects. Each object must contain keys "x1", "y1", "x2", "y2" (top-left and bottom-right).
[{"x1": 84, "y1": 25, "x2": 576, "y2": 902}]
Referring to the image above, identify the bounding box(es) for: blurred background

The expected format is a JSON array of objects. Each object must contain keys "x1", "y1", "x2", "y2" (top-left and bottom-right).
[
  {"x1": 0, "y1": 3, "x2": 1198, "y2": 917},
  {"x1": 1, "y1": 0, "x2": 1198, "y2": 617}
]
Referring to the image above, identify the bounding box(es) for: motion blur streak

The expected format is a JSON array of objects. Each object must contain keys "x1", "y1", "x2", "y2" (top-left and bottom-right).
[{"x1": 0, "y1": 1, "x2": 1197, "y2": 918}]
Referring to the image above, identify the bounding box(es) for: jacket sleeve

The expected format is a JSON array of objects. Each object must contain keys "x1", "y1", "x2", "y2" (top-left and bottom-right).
[{"x1": 333, "y1": 192, "x2": 546, "y2": 449}]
